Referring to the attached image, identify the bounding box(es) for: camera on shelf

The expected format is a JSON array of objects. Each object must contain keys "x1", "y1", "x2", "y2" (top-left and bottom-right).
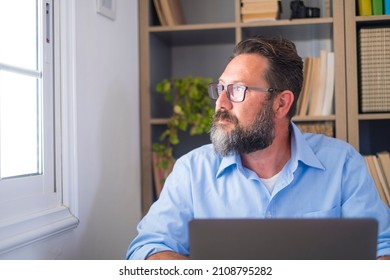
[{"x1": 290, "y1": 0, "x2": 320, "y2": 19}]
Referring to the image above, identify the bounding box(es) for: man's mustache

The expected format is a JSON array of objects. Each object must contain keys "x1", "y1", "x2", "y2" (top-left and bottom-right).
[{"x1": 213, "y1": 110, "x2": 239, "y2": 125}]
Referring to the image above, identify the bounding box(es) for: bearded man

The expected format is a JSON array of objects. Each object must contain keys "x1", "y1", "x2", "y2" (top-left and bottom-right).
[{"x1": 126, "y1": 36, "x2": 390, "y2": 260}]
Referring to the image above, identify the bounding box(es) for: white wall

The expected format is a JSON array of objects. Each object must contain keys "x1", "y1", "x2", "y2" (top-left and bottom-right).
[{"x1": 1, "y1": 0, "x2": 141, "y2": 259}]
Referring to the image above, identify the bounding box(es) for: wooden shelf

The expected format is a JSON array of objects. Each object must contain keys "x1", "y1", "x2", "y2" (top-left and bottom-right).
[
  {"x1": 356, "y1": 15, "x2": 390, "y2": 22},
  {"x1": 292, "y1": 115, "x2": 336, "y2": 122},
  {"x1": 344, "y1": 0, "x2": 390, "y2": 152},
  {"x1": 359, "y1": 113, "x2": 390, "y2": 121},
  {"x1": 149, "y1": 22, "x2": 237, "y2": 32},
  {"x1": 149, "y1": 18, "x2": 334, "y2": 34}
]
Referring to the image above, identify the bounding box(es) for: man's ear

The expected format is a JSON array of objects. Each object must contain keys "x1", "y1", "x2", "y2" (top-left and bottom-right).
[{"x1": 273, "y1": 90, "x2": 294, "y2": 118}]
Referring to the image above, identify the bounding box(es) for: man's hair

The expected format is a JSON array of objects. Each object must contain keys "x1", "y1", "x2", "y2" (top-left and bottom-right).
[{"x1": 231, "y1": 35, "x2": 303, "y2": 119}]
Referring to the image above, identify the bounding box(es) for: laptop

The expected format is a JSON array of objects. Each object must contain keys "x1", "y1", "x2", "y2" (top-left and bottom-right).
[{"x1": 189, "y1": 218, "x2": 378, "y2": 260}]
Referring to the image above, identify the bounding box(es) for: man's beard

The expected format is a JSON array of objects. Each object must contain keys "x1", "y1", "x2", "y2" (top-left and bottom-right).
[{"x1": 210, "y1": 99, "x2": 275, "y2": 157}]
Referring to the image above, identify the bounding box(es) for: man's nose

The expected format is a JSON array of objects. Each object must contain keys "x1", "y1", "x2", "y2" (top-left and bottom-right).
[{"x1": 216, "y1": 89, "x2": 233, "y2": 110}]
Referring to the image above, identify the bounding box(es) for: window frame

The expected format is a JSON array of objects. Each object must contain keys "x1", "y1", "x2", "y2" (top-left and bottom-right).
[
  {"x1": 0, "y1": 0, "x2": 56, "y2": 221},
  {"x1": 0, "y1": 0, "x2": 79, "y2": 255}
]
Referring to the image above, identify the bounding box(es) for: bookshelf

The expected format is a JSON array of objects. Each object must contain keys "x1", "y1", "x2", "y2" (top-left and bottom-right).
[
  {"x1": 344, "y1": 0, "x2": 390, "y2": 206},
  {"x1": 139, "y1": 0, "x2": 347, "y2": 215},
  {"x1": 344, "y1": 0, "x2": 390, "y2": 155}
]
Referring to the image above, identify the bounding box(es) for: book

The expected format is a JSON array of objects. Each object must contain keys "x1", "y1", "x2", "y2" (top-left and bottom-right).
[
  {"x1": 319, "y1": 0, "x2": 332, "y2": 17},
  {"x1": 295, "y1": 57, "x2": 305, "y2": 115},
  {"x1": 241, "y1": 6, "x2": 279, "y2": 14},
  {"x1": 306, "y1": 57, "x2": 320, "y2": 116},
  {"x1": 321, "y1": 51, "x2": 335, "y2": 115},
  {"x1": 159, "y1": 0, "x2": 175, "y2": 25},
  {"x1": 159, "y1": 0, "x2": 185, "y2": 26},
  {"x1": 241, "y1": 12, "x2": 279, "y2": 22},
  {"x1": 366, "y1": 155, "x2": 388, "y2": 205},
  {"x1": 240, "y1": 0, "x2": 279, "y2": 21},
  {"x1": 309, "y1": 50, "x2": 327, "y2": 116},
  {"x1": 372, "y1": 0, "x2": 383, "y2": 15},
  {"x1": 357, "y1": 0, "x2": 372, "y2": 16},
  {"x1": 377, "y1": 151, "x2": 390, "y2": 205},
  {"x1": 168, "y1": 0, "x2": 185, "y2": 25},
  {"x1": 241, "y1": 0, "x2": 274, "y2": 2},
  {"x1": 377, "y1": 151, "x2": 390, "y2": 180},
  {"x1": 154, "y1": 0, "x2": 168, "y2": 26},
  {"x1": 298, "y1": 57, "x2": 313, "y2": 116},
  {"x1": 373, "y1": 155, "x2": 390, "y2": 206},
  {"x1": 241, "y1": 1, "x2": 279, "y2": 13},
  {"x1": 385, "y1": 0, "x2": 390, "y2": 14}
]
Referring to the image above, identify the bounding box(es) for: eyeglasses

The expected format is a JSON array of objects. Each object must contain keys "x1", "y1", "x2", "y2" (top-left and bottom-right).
[{"x1": 208, "y1": 83, "x2": 279, "y2": 103}]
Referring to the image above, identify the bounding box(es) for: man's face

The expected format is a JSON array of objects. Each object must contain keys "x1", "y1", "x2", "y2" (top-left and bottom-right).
[{"x1": 210, "y1": 54, "x2": 276, "y2": 156}]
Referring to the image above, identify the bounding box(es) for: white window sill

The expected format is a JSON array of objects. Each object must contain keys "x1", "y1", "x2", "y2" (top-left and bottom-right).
[{"x1": 0, "y1": 206, "x2": 79, "y2": 255}]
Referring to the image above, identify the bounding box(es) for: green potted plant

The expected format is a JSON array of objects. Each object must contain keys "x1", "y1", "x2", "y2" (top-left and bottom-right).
[{"x1": 152, "y1": 76, "x2": 215, "y2": 196}]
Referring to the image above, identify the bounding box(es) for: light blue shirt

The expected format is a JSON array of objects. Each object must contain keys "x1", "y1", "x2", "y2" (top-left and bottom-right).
[{"x1": 126, "y1": 123, "x2": 390, "y2": 259}]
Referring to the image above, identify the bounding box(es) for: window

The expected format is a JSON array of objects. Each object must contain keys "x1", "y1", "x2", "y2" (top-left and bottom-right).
[{"x1": 0, "y1": 0, "x2": 78, "y2": 254}]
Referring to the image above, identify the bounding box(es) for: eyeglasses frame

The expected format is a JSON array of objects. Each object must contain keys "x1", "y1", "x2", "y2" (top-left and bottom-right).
[{"x1": 208, "y1": 82, "x2": 279, "y2": 103}]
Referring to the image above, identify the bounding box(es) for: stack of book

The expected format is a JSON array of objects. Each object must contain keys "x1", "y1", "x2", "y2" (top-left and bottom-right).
[
  {"x1": 296, "y1": 50, "x2": 335, "y2": 117},
  {"x1": 359, "y1": 26, "x2": 390, "y2": 113},
  {"x1": 154, "y1": 0, "x2": 185, "y2": 26},
  {"x1": 357, "y1": 0, "x2": 390, "y2": 16},
  {"x1": 364, "y1": 151, "x2": 390, "y2": 207},
  {"x1": 240, "y1": 0, "x2": 280, "y2": 22}
]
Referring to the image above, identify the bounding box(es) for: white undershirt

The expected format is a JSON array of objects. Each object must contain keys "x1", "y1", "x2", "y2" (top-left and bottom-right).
[{"x1": 260, "y1": 169, "x2": 283, "y2": 194}]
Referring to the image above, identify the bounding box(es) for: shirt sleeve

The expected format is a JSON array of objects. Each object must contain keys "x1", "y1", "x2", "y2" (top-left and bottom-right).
[
  {"x1": 125, "y1": 158, "x2": 194, "y2": 259},
  {"x1": 340, "y1": 148, "x2": 390, "y2": 257}
]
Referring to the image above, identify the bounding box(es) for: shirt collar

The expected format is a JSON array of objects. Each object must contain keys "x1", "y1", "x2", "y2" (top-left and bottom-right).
[
  {"x1": 290, "y1": 122, "x2": 324, "y2": 170},
  {"x1": 216, "y1": 153, "x2": 240, "y2": 178},
  {"x1": 216, "y1": 122, "x2": 325, "y2": 177}
]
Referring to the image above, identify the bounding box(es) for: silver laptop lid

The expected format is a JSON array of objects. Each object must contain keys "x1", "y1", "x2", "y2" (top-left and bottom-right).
[{"x1": 189, "y1": 218, "x2": 378, "y2": 260}]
